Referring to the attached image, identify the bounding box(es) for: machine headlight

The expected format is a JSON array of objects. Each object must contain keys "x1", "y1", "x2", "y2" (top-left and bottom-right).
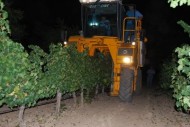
[
  {"x1": 123, "y1": 57, "x2": 132, "y2": 64},
  {"x1": 64, "y1": 41, "x2": 67, "y2": 45},
  {"x1": 79, "y1": 0, "x2": 119, "y2": 3},
  {"x1": 132, "y1": 42, "x2": 136, "y2": 45},
  {"x1": 79, "y1": 0, "x2": 97, "y2": 3},
  {"x1": 89, "y1": 22, "x2": 99, "y2": 26}
]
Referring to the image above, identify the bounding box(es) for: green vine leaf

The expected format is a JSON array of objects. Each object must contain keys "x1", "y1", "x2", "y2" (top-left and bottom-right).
[
  {"x1": 168, "y1": 0, "x2": 190, "y2": 8},
  {"x1": 183, "y1": 97, "x2": 190, "y2": 106},
  {"x1": 177, "y1": 20, "x2": 190, "y2": 37}
]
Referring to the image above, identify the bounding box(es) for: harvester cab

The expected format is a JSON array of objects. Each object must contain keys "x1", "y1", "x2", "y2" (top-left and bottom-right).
[
  {"x1": 68, "y1": 0, "x2": 146, "y2": 102},
  {"x1": 81, "y1": 1, "x2": 123, "y2": 39}
]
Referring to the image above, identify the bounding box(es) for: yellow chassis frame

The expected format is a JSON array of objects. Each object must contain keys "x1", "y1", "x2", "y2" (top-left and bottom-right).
[{"x1": 68, "y1": 18, "x2": 143, "y2": 96}]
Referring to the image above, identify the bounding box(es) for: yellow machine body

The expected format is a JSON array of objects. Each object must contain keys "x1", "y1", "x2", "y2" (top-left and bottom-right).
[
  {"x1": 69, "y1": 22, "x2": 144, "y2": 96},
  {"x1": 68, "y1": 1, "x2": 146, "y2": 96}
]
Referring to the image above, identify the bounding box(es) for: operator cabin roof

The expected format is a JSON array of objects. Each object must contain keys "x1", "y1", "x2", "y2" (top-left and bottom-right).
[{"x1": 79, "y1": 0, "x2": 122, "y2": 4}]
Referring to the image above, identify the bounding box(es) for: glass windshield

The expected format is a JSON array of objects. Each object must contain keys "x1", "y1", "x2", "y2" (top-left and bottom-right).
[{"x1": 82, "y1": 3, "x2": 118, "y2": 37}]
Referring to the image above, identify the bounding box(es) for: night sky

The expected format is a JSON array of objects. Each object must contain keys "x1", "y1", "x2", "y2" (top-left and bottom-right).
[
  {"x1": 13, "y1": 0, "x2": 81, "y2": 26},
  {"x1": 7, "y1": 0, "x2": 190, "y2": 64}
]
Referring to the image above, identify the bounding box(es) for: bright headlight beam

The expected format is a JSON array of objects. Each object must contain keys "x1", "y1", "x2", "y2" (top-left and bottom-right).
[
  {"x1": 64, "y1": 41, "x2": 67, "y2": 45},
  {"x1": 79, "y1": 0, "x2": 119, "y2": 3},
  {"x1": 123, "y1": 57, "x2": 131, "y2": 64}
]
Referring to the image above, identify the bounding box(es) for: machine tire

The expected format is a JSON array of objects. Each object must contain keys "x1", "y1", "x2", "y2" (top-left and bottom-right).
[
  {"x1": 119, "y1": 68, "x2": 134, "y2": 102},
  {"x1": 135, "y1": 68, "x2": 142, "y2": 95}
]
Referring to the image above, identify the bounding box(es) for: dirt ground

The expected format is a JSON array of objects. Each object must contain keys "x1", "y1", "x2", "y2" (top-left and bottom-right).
[{"x1": 0, "y1": 87, "x2": 190, "y2": 127}]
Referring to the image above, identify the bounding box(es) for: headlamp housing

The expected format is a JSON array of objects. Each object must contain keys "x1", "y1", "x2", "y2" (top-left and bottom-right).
[
  {"x1": 123, "y1": 56, "x2": 133, "y2": 64},
  {"x1": 79, "y1": 0, "x2": 120, "y2": 4}
]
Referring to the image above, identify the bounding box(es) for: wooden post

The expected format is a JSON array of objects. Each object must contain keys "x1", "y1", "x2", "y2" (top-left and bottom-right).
[
  {"x1": 72, "y1": 91, "x2": 77, "y2": 107},
  {"x1": 80, "y1": 87, "x2": 84, "y2": 107},
  {"x1": 56, "y1": 90, "x2": 62, "y2": 114},
  {"x1": 19, "y1": 105, "x2": 25, "y2": 127}
]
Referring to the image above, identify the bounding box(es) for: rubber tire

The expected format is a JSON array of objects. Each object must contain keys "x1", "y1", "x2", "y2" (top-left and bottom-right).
[
  {"x1": 119, "y1": 68, "x2": 134, "y2": 102},
  {"x1": 135, "y1": 69, "x2": 142, "y2": 95}
]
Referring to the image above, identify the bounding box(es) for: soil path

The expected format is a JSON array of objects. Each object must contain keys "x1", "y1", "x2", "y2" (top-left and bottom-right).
[{"x1": 0, "y1": 87, "x2": 190, "y2": 127}]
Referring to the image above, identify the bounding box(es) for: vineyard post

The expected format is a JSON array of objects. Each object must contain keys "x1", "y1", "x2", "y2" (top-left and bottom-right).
[
  {"x1": 95, "y1": 83, "x2": 99, "y2": 97},
  {"x1": 56, "y1": 89, "x2": 62, "y2": 114},
  {"x1": 80, "y1": 85, "x2": 84, "y2": 107},
  {"x1": 72, "y1": 91, "x2": 77, "y2": 107},
  {"x1": 18, "y1": 105, "x2": 26, "y2": 127}
]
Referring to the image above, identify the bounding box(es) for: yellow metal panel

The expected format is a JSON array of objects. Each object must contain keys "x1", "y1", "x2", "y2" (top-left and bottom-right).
[{"x1": 68, "y1": 34, "x2": 142, "y2": 96}]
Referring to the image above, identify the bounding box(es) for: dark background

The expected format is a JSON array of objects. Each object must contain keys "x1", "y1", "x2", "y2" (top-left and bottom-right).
[{"x1": 5, "y1": 0, "x2": 190, "y2": 66}]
